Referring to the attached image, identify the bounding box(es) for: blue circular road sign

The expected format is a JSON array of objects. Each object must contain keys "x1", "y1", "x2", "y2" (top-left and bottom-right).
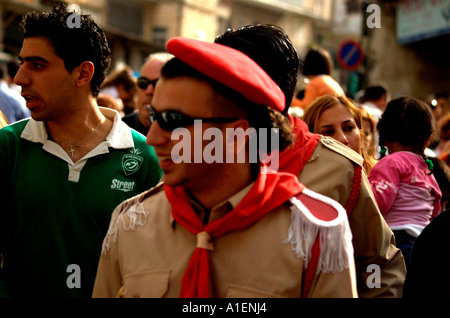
[{"x1": 337, "y1": 40, "x2": 364, "y2": 70}]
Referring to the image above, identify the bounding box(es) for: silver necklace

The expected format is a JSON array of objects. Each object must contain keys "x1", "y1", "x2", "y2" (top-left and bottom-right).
[{"x1": 63, "y1": 119, "x2": 102, "y2": 157}]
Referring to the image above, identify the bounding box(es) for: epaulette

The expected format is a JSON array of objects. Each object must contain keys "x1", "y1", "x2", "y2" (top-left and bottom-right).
[
  {"x1": 284, "y1": 188, "x2": 354, "y2": 296},
  {"x1": 112, "y1": 182, "x2": 165, "y2": 217},
  {"x1": 319, "y1": 136, "x2": 364, "y2": 167},
  {"x1": 101, "y1": 182, "x2": 165, "y2": 255},
  {"x1": 141, "y1": 181, "x2": 165, "y2": 200}
]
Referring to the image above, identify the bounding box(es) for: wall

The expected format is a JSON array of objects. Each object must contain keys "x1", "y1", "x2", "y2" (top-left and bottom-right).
[{"x1": 365, "y1": 1, "x2": 450, "y2": 100}]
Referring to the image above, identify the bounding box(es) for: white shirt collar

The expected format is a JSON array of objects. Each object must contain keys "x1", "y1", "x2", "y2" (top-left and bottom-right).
[
  {"x1": 20, "y1": 107, "x2": 136, "y2": 182},
  {"x1": 21, "y1": 106, "x2": 134, "y2": 149}
]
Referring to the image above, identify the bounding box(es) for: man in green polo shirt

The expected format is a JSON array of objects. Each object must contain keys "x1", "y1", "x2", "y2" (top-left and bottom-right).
[{"x1": 0, "y1": 4, "x2": 161, "y2": 297}]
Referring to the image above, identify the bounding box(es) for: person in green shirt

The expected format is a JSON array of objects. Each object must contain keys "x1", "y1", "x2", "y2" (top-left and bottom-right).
[{"x1": 0, "y1": 3, "x2": 161, "y2": 298}]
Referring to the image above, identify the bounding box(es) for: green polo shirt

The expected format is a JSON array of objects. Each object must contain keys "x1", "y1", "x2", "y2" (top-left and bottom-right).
[{"x1": 0, "y1": 108, "x2": 161, "y2": 298}]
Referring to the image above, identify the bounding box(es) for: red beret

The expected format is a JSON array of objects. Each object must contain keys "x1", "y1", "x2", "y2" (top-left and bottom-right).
[{"x1": 166, "y1": 36, "x2": 285, "y2": 112}]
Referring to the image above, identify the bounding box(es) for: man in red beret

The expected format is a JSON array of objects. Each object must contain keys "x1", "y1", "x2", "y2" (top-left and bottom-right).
[
  {"x1": 215, "y1": 24, "x2": 406, "y2": 298},
  {"x1": 93, "y1": 37, "x2": 357, "y2": 298}
]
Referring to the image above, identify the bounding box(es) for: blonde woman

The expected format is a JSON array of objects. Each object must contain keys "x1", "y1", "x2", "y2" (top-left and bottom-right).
[{"x1": 302, "y1": 94, "x2": 374, "y2": 172}]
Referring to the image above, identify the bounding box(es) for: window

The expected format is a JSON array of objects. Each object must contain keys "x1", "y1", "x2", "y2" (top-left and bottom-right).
[
  {"x1": 153, "y1": 26, "x2": 167, "y2": 48},
  {"x1": 107, "y1": 0, "x2": 143, "y2": 36}
]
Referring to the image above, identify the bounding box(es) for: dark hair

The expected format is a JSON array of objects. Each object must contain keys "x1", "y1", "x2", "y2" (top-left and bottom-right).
[
  {"x1": 429, "y1": 157, "x2": 450, "y2": 209},
  {"x1": 160, "y1": 57, "x2": 294, "y2": 160},
  {"x1": 438, "y1": 113, "x2": 450, "y2": 141},
  {"x1": 377, "y1": 96, "x2": 435, "y2": 172},
  {"x1": 7, "y1": 61, "x2": 20, "y2": 78},
  {"x1": 363, "y1": 84, "x2": 388, "y2": 102},
  {"x1": 19, "y1": 3, "x2": 111, "y2": 97},
  {"x1": 301, "y1": 47, "x2": 332, "y2": 76},
  {"x1": 435, "y1": 92, "x2": 449, "y2": 100},
  {"x1": 101, "y1": 68, "x2": 137, "y2": 94},
  {"x1": 215, "y1": 24, "x2": 299, "y2": 114}
]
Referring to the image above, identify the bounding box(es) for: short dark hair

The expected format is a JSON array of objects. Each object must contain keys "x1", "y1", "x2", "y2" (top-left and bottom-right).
[
  {"x1": 435, "y1": 92, "x2": 449, "y2": 100},
  {"x1": 7, "y1": 61, "x2": 20, "y2": 78},
  {"x1": 101, "y1": 68, "x2": 137, "y2": 94},
  {"x1": 160, "y1": 57, "x2": 294, "y2": 153},
  {"x1": 429, "y1": 157, "x2": 450, "y2": 208},
  {"x1": 378, "y1": 96, "x2": 435, "y2": 155},
  {"x1": 215, "y1": 24, "x2": 299, "y2": 113},
  {"x1": 363, "y1": 84, "x2": 388, "y2": 102},
  {"x1": 19, "y1": 3, "x2": 111, "y2": 97},
  {"x1": 301, "y1": 47, "x2": 333, "y2": 76}
]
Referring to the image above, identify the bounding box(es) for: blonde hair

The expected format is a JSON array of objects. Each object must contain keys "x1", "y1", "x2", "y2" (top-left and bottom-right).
[
  {"x1": 302, "y1": 94, "x2": 374, "y2": 172},
  {"x1": 359, "y1": 106, "x2": 378, "y2": 170},
  {"x1": 0, "y1": 110, "x2": 8, "y2": 128}
]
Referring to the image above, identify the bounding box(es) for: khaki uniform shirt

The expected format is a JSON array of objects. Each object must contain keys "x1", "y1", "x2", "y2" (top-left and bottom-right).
[
  {"x1": 93, "y1": 183, "x2": 358, "y2": 298},
  {"x1": 300, "y1": 136, "x2": 406, "y2": 297}
]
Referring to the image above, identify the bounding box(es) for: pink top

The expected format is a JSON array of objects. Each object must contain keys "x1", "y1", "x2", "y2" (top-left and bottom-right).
[{"x1": 369, "y1": 152, "x2": 441, "y2": 236}]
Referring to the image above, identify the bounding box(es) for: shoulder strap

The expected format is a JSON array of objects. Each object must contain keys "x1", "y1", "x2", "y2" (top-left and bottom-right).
[
  {"x1": 345, "y1": 165, "x2": 362, "y2": 217},
  {"x1": 301, "y1": 235, "x2": 320, "y2": 298},
  {"x1": 101, "y1": 182, "x2": 165, "y2": 255}
]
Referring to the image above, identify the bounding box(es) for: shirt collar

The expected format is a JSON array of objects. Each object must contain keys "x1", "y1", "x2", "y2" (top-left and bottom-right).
[
  {"x1": 169, "y1": 181, "x2": 255, "y2": 226},
  {"x1": 20, "y1": 106, "x2": 134, "y2": 149}
]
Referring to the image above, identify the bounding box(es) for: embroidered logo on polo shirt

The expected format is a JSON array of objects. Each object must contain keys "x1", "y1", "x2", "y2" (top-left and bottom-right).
[
  {"x1": 122, "y1": 148, "x2": 144, "y2": 176},
  {"x1": 110, "y1": 179, "x2": 136, "y2": 192}
]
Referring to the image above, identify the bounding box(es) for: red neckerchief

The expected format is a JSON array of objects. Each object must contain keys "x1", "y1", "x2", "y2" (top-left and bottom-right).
[
  {"x1": 165, "y1": 169, "x2": 304, "y2": 298},
  {"x1": 279, "y1": 115, "x2": 321, "y2": 176}
]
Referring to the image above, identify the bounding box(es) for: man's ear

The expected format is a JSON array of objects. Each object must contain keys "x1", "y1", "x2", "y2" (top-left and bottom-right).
[
  {"x1": 230, "y1": 118, "x2": 251, "y2": 132},
  {"x1": 74, "y1": 61, "x2": 95, "y2": 88},
  {"x1": 224, "y1": 118, "x2": 253, "y2": 162}
]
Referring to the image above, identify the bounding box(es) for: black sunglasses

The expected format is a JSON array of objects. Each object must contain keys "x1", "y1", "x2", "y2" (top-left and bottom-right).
[
  {"x1": 138, "y1": 77, "x2": 159, "y2": 90},
  {"x1": 147, "y1": 106, "x2": 239, "y2": 131}
]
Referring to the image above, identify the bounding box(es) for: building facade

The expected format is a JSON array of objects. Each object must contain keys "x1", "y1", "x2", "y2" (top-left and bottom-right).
[
  {"x1": 363, "y1": 0, "x2": 450, "y2": 101},
  {"x1": 0, "y1": 0, "x2": 335, "y2": 75}
]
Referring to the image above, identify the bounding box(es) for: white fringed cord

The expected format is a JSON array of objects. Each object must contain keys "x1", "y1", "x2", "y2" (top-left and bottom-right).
[
  {"x1": 285, "y1": 188, "x2": 353, "y2": 274},
  {"x1": 102, "y1": 196, "x2": 149, "y2": 255}
]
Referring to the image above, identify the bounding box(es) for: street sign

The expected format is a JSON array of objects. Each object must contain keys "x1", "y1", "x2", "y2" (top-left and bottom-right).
[{"x1": 337, "y1": 40, "x2": 364, "y2": 70}]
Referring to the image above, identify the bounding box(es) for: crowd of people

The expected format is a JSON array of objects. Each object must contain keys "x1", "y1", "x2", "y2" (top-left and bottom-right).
[{"x1": 0, "y1": 3, "x2": 448, "y2": 299}]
